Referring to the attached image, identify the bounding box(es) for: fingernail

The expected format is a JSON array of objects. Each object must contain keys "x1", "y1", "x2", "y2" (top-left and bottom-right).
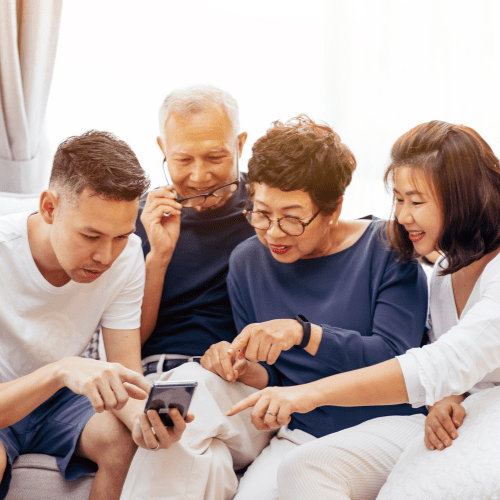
[
  {"x1": 453, "y1": 420, "x2": 461, "y2": 427},
  {"x1": 430, "y1": 445, "x2": 435, "y2": 450},
  {"x1": 451, "y1": 433, "x2": 457, "y2": 439},
  {"x1": 438, "y1": 444, "x2": 444, "y2": 450},
  {"x1": 227, "y1": 373, "x2": 232, "y2": 380},
  {"x1": 444, "y1": 440, "x2": 450, "y2": 447},
  {"x1": 227, "y1": 349, "x2": 233, "y2": 354}
]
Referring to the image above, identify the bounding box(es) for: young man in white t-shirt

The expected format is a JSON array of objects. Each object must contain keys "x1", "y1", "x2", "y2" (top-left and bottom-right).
[{"x1": 0, "y1": 131, "x2": 191, "y2": 500}]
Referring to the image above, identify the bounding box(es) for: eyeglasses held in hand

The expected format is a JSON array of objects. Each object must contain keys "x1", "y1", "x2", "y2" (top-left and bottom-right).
[
  {"x1": 162, "y1": 141, "x2": 240, "y2": 208},
  {"x1": 242, "y1": 198, "x2": 322, "y2": 236}
]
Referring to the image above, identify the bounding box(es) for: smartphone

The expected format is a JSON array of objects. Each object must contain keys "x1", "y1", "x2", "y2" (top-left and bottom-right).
[{"x1": 144, "y1": 380, "x2": 197, "y2": 427}]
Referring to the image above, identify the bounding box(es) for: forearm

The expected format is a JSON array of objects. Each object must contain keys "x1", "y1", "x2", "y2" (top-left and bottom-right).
[
  {"x1": 140, "y1": 251, "x2": 171, "y2": 344},
  {"x1": 308, "y1": 358, "x2": 409, "y2": 409},
  {"x1": 0, "y1": 361, "x2": 65, "y2": 428},
  {"x1": 237, "y1": 362, "x2": 269, "y2": 390}
]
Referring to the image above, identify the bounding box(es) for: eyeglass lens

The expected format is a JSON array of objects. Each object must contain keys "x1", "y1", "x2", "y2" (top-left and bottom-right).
[{"x1": 245, "y1": 212, "x2": 305, "y2": 236}]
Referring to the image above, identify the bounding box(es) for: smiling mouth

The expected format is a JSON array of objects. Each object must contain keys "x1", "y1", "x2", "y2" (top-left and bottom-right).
[
  {"x1": 269, "y1": 244, "x2": 292, "y2": 255},
  {"x1": 189, "y1": 186, "x2": 217, "y2": 194},
  {"x1": 408, "y1": 231, "x2": 425, "y2": 242}
]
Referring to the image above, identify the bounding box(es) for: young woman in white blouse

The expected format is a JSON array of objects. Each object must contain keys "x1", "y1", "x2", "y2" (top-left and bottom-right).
[{"x1": 228, "y1": 120, "x2": 500, "y2": 499}]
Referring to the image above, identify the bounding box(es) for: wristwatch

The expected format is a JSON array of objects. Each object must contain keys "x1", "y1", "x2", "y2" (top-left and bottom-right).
[{"x1": 294, "y1": 314, "x2": 311, "y2": 349}]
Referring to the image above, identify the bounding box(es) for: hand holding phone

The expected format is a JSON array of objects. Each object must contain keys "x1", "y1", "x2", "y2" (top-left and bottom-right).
[{"x1": 144, "y1": 380, "x2": 197, "y2": 427}]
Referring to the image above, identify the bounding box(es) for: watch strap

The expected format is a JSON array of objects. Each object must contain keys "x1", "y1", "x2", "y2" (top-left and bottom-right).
[{"x1": 294, "y1": 314, "x2": 311, "y2": 349}]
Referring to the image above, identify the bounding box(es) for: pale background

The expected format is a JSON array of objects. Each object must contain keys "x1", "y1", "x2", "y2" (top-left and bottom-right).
[{"x1": 44, "y1": 0, "x2": 500, "y2": 219}]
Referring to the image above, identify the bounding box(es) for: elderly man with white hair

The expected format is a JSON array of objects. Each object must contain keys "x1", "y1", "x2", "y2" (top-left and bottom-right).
[{"x1": 120, "y1": 85, "x2": 273, "y2": 500}]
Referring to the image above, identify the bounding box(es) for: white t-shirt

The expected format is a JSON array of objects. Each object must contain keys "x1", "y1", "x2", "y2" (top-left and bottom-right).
[
  {"x1": 398, "y1": 251, "x2": 500, "y2": 407},
  {"x1": 0, "y1": 211, "x2": 145, "y2": 382}
]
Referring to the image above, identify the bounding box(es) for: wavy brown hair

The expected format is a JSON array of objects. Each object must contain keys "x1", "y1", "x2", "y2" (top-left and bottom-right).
[
  {"x1": 247, "y1": 115, "x2": 356, "y2": 215},
  {"x1": 384, "y1": 120, "x2": 500, "y2": 275}
]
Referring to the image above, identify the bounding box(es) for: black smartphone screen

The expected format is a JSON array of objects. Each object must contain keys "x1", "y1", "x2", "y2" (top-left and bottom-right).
[{"x1": 144, "y1": 380, "x2": 197, "y2": 427}]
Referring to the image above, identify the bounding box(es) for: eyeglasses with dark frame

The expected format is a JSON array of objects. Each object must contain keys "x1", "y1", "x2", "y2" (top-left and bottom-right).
[
  {"x1": 162, "y1": 140, "x2": 240, "y2": 208},
  {"x1": 242, "y1": 198, "x2": 322, "y2": 236}
]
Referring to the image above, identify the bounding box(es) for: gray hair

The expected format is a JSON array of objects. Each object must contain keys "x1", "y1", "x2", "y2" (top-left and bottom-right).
[{"x1": 158, "y1": 84, "x2": 240, "y2": 144}]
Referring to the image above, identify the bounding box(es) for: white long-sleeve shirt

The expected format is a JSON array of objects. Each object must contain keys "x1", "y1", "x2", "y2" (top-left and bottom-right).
[{"x1": 397, "y1": 252, "x2": 500, "y2": 407}]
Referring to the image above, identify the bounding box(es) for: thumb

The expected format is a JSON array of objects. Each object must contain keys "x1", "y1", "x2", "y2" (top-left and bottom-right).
[{"x1": 452, "y1": 404, "x2": 466, "y2": 427}]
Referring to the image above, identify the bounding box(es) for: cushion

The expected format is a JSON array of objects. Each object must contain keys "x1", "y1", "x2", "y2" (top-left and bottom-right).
[
  {"x1": 377, "y1": 386, "x2": 500, "y2": 500},
  {"x1": 5, "y1": 454, "x2": 95, "y2": 500}
]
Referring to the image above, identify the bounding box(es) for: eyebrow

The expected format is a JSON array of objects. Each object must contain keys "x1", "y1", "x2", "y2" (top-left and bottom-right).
[
  {"x1": 172, "y1": 148, "x2": 230, "y2": 155},
  {"x1": 393, "y1": 188, "x2": 424, "y2": 196},
  {"x1": 254, "y1": 200, "x2": 306, "y2": 211},
  {"x1": 82, "y1": 227, "x2": 136, "y2": 237}
]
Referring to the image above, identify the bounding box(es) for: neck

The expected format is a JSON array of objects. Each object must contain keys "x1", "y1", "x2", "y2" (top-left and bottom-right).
[{"x1": 27, "y1": 213, "x2": 70, "y2": 286}]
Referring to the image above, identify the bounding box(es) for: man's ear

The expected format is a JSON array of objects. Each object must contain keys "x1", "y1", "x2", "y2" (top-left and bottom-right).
[
  {"x1": 157, "y1": 136, "x2": 166, "y2": 158},
  {"x1": 237, "y1": 132, "x2": 248, "y2": 157},
  {"x1": 39, "y1": 190, "x2": 59, "y2": 224}
]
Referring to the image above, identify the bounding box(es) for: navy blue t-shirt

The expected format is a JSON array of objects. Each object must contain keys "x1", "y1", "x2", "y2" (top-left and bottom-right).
[
  {"x1": 227, "y1": 219, "x2": 428, "y2": 439},
  {"x1": 136, "y1": 175, "x2": 255, "y2": 358}
]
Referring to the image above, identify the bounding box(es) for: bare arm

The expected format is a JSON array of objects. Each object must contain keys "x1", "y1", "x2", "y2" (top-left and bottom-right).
[
  {"x1": 0, "y1": 356, "x2": 150, "y2": 430},
  {"x1": 102, "y1": 326, "x2": 144, "y2": 430},
  {"x1": 138, "y1": 187, "x2": 182, "y2": 344},
  {"x1": 228, "y1": 358, "x2": 409, "y2": 427}
]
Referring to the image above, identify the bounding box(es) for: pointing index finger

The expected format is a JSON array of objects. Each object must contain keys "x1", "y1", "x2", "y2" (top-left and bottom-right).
[
  {"x1": 226, "y1": 392, "x2": 262, "y2": 416},
  {"x1": 227, "y1": 331, "x2": 250, "y2": 358}
]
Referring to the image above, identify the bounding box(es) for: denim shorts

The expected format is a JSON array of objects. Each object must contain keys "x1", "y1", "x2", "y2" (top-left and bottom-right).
[{"x1": 0, "y1": 387, "x2": 96, "y2": 499}]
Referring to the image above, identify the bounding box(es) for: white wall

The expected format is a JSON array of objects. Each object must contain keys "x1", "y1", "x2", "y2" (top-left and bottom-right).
[{"x1": 45, "y1": 0, "x2": 500, "y2": 220}]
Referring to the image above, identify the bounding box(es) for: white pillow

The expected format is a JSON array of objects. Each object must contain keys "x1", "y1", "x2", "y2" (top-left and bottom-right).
[
  {"x1": 377, "y1": 386, "x2": 500, "y2": 500},
  {"x1": 0, "y1": 192, "x2": 40, "y2": 216}
]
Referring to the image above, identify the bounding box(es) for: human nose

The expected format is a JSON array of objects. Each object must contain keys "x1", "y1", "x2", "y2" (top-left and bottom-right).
[
  {"x1": 189, "y1": 159, "x2": 211, "y2": 183},
  {"x1": 397, "y1": 203, "x2": 414, "y2": 225},
  {"x1": 93, "y1": 240, "x2": 113, "y2": 266},
  {"x1": 266, "y1": 218, "x2": 287, "y2": 238}
]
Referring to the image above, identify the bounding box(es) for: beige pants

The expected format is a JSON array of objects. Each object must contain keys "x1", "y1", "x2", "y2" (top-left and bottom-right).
[{"x1": 120, "y1": 362, "x2": 275, "y2": 500}]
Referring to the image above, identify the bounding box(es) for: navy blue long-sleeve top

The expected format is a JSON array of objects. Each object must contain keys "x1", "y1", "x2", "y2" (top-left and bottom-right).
[
  {"x1": 136, "y1": 175, "x2": 255, "y2": 358},
  {"x1": 227, "y1": 219, "x2": 428, "y2": 438}
]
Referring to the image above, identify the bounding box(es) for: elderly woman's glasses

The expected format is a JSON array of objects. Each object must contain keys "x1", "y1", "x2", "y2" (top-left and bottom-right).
[
  {"x1": 243, "y1": 199, "x2": 322, "y2": 236},
  {"x1": 162, "y1": 143, "x2": 240, "y2": 208}
]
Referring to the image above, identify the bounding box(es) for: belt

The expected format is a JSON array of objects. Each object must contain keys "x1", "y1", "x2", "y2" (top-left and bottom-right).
[{"x1": 142, "y1": 355, "x2": 202, "y2": 377}]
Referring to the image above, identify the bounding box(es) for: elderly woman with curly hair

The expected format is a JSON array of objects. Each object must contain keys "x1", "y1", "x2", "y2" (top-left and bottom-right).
[{"x1": 201, "y1": 115, "x2": 429, "y2": 499}]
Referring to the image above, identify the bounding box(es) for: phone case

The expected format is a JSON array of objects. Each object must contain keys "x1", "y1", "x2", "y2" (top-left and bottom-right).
[{"x1": 144, "y1": 380, "x2": 198, "y2": 427}]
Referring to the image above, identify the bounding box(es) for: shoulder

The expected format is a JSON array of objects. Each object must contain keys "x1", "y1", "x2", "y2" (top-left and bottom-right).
[
  {"x1": 229, "y1": 235, "x2": 264, "y2": 269},
  {"x1": 115, "y1": 233, "x2": 144, "y2": 267},
  {"x1": 0, "y1": 212, "x2": 28, "y2": 244}
]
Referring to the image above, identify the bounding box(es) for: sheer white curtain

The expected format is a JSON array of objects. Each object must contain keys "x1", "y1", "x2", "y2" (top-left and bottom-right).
[{"x1": 0, "y1": 0, "x2": 62, "y2": 194}]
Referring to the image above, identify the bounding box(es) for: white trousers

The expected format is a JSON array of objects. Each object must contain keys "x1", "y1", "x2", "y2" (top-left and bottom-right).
[
  {"x1": 235, "y1": 414, "x2": 426, "y2": 500},
  {"x1": 120, "y1": 362, "x2": 275, "y2": 500}
]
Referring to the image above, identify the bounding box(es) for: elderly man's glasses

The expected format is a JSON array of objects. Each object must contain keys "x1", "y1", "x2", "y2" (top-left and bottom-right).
[
  {"x1": 243, "y1": 199, "x2": 322, "y2": 236},
  {"x1": 162, "y1": 142, "x2": 240, "y2": 208}
]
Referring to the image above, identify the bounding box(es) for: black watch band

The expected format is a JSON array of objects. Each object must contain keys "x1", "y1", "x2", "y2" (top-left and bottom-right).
[{"x1": 294, "y1": 314, "x2": 311, "y2": 349}]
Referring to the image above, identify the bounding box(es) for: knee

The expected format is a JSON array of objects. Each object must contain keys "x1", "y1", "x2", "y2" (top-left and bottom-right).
[{"x1": 95, "y1": 418, "x2": 136, "y2": 471}]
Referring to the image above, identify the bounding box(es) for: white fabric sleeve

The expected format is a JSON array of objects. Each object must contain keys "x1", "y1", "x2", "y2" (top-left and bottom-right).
[
  {"x1": 396, "y1": 354, "x2": 427, "y2": 407},
  {"x1": 397, "y1": 257, "x2": 500, "y2": 407},
  {"x1": 100, "y1": 242, "x2": 145, "y2": 330}
]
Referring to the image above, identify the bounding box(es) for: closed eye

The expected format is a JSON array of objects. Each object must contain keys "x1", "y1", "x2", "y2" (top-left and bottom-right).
[{"x1": 83, "y1": 234, "x2": 99, "y2": 240}]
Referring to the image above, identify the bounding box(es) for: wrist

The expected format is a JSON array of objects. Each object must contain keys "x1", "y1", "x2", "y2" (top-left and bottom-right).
[
  {"x1": 52, "y1": 358, "x2": 71, "y2": 390},
  {"x1": 146, "y1": 250, "x2": 172, "y2": 270}
]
